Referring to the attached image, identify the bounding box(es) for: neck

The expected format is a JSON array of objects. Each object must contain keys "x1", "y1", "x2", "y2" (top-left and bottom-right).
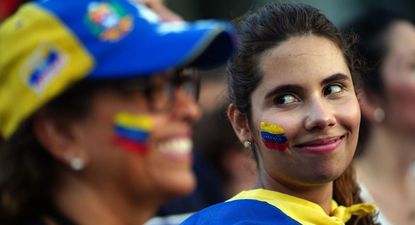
[
  {"x1": 259, "y1": 172, "x2": 333, "y2": 215},
  {"x1": 51, "y1": 171, "x2": 162, "y2": 225}
]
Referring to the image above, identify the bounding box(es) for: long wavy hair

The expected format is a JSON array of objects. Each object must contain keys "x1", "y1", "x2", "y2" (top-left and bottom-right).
[{"x1": 226, "y1": 3, "x2": 377, "y2": 225}]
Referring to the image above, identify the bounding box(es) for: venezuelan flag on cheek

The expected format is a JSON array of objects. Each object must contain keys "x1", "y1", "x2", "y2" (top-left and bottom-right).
[
  {"x1": 260, "y1": 121, "x2": 288, "y2": 151},
  {"x1": 113, "y1": 112, "x2": 154, "y2": 154}
]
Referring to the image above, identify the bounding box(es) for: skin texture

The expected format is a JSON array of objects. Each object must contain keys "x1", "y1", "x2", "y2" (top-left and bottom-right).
[
  {"x1": 356, "y1": 20, "x2": 415, "y2": 225},
  {"x1": 228, "y1": 35, "x2": 360, "y2": 213},
  {"x1": 34, "y1": 71, "x2": 201, "y2": 225}
]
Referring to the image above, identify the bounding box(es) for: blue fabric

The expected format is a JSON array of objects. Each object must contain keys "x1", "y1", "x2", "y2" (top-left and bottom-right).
[{"x1": 180, "y1": 199, "x2": 301, "y2": 225}]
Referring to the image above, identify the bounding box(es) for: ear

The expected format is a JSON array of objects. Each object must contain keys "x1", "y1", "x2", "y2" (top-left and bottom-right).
[
  {"x1": 227, "y1": 103, "x2": 252, "y2": 143},
  {"x1": 33, "y1": 111, "x2": 89, "y2": 170},
  {"x1": 358, "y1": 90, "x2": 383, "y2": 123}
]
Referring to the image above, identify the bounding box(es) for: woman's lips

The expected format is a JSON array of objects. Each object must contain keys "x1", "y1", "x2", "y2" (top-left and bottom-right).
[{"x1": 294, "y1": 136, "x2": 344, "y2": 153}]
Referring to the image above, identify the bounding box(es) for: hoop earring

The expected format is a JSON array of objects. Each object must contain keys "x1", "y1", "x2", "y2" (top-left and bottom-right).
[
  {"x1": 373, "y1": 108, "x2": 385, "y2": 123},
  {"x1": 70, "y1": 158, "x2": 84, "y2": 171},
  {"x1": 243, "y1": 140, "x2": 252, "y2": 149}
]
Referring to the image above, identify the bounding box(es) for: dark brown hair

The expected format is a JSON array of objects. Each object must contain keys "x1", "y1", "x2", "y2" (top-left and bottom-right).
[{"x1": 226, "y1": 3, "x2": 376, "y2": 225}]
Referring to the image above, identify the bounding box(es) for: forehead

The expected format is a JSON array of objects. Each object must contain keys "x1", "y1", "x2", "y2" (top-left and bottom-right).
[
  {"x1": 257, "y1": 35, "x2": 350, "y2": 87},
  {"x1": 387, "y1": 21, "x2": 415, "y2": 54}
]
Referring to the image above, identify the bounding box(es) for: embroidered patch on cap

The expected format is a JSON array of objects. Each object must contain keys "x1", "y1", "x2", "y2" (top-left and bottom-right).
[
  {"x1": 85, "y1": 1, "x2": 133, "y2": 41},
  {"x1": 20, "y1": 45, "x2": 67, "y2": 94},
  {"x1": 113, "y1": 112, "x2": 154, "y2": 154},
  {"x1": 260, "y1": 121, "x2": 288, "y2": 151}
]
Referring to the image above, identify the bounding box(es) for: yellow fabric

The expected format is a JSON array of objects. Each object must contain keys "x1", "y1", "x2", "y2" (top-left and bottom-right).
[
  {"x1": 331, "y1": 201, "x2": 377, "y2": 223},
  {"x1": 0, "y1": 4, "x2": 94, "y2": 138},
  {"x1": 229, "y1": 189, "x2": 377, "y2": 225}
]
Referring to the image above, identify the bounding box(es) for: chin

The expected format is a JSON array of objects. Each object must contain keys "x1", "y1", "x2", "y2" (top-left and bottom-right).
[
  {"x1": 162, "y1": 172, "x2": 196, "y2": 198},
  {"x1": 313, "y1": 172, "x2": 342, "y2": 184},
  {"x1": 302, "y1": 165, "x2": 347, "y2": 185}
]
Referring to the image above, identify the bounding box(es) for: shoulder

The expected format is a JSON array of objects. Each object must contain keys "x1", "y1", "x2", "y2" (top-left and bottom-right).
[{"x1": 180, "y1": 199, "x2": 300, "y2": 225}]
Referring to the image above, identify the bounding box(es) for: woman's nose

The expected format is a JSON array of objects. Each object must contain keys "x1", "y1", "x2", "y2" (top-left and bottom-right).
[
  {"x1": 171, "y1": 89, "x2": 202, "y2": 123},
  {"x1": 304, "y1": 98, "x2": 336, "y2": 131}
]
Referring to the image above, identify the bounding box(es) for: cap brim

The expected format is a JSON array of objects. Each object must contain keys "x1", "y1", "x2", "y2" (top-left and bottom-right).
[{"x1": 88, "y1": 21, "x2": 236, "y2": 79}]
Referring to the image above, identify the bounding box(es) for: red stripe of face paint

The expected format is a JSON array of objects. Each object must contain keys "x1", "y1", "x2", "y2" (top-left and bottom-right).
[
  {"x1": 263, "y1": 139, "x2": 288, "y2": 151},
  {"x1": 114, "y1": 136, "x2": 148, "y2": 154}
]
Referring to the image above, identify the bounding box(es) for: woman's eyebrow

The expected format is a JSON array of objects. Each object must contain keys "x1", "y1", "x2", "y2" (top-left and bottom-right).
[{"x1": 321, "y1": 73, "x2": 350, "y2": 86}]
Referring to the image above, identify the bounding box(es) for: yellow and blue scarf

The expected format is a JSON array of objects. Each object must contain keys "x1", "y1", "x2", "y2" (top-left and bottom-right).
[{"x1": 181, "y1": 189, "x2": 376, "y2": 225}]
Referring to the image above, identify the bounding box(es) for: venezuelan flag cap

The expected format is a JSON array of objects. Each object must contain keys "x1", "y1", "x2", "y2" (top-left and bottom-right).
[{"x1": 0, "y1": 0, "x2": 237, "y2": 139}]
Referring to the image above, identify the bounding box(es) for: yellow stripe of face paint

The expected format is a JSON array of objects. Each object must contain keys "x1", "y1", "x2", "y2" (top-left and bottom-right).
[
  {"x1": 114, "y1": 112, "x2": 154, "y2": 131},
  {"x1": 260, "y1": 121, "x2": 285, "y2": 134}
]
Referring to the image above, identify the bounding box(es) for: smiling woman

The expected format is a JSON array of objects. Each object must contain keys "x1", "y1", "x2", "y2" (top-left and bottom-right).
[
  {"x1": 180, "y1": 3, "x2": 378, "y2": 225},
  {"x1": 250, "y1": 35, "x2": 359, "y2": 188},
  {"x1": 0, "y1": 0, "x2": 236, "y2": 225}
]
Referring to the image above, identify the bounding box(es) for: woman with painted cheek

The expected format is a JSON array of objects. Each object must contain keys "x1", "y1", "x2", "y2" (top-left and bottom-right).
[
  {"x1": 72, "y1": 69, "x2": 203, "y2": 200},
  {"x1": 248, "y1": 35, "x2": 362, "y2": 191},
  {"x1": 181, "y1": 3, "x2": 378, "y2": 225},
  {"x1": 0, "y1": 0, "x2": 237, "y2": 224},
  {"x1": 345, "y1": 9, "x2": 415, "y2": 225}
]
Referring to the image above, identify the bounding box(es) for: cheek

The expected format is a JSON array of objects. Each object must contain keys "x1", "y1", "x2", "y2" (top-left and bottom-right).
[
  {"x1": 336, "y1": 99, "x2": 361, "y2": 156},
  {"x1": 112, "y1": 112, "x2": 155, "y2": 155},
  {"x1": 336, "y1": 97, "x2": 361, "y2": 133},
  {"x1": 255, "y1": 113, "x2": 297, "y2": 152},
  {"x1": 259, "y1": 121, "x2": 288, "y2": 151}
]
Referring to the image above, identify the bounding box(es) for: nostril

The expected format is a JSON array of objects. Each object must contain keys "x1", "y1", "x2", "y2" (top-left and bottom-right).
[
  {"x1": 304, "y1": 100, "x2": 337, "y2": 131},
  {"x1": 304, "y1": 114, "x2": 336, "y2": 131}
]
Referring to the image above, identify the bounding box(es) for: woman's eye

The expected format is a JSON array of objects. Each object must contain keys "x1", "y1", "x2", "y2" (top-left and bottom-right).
[
  {"x1": 273, "y1": 94, "x2": 298, "y2": 105},
  {"x1": 324, "y1": 84, "x2": 343, "y2": 96}
]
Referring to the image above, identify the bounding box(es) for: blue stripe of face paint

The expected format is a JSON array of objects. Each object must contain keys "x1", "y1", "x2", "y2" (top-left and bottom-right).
[
  {"x1": 260, "y1": 131, "x2": 287, "y2": 143},
  {"x1": 115, "y1": 125, "x2": 150, "y2": 142}
]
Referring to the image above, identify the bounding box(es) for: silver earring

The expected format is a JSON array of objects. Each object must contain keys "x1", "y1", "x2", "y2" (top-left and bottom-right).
[
  {"x1": 243, "y1": 140, "x2": 252, "y2": 149},
  {"x1": 70, "y1": 158, "x2": 84, "y2": 171},
  {"x1": 374, "y1": 108, "x2": 385, "y2": 123}
]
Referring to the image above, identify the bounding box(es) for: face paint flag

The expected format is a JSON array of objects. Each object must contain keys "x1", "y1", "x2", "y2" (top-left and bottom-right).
[
  {"x1": 113, "y1": 112, "x2": 154, "y2": 154},
  {"x1": 260, "y1": 121, "x2": 288, "y2": 151}
]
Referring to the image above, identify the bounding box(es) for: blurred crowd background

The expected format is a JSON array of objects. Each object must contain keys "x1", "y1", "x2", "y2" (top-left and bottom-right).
[{"x1": 166, "y1": 0, "x2": 415, "y2": 26}]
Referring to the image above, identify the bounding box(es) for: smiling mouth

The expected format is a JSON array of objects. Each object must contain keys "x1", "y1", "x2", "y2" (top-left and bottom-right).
[
  {"x1": 156, "y1": 137, "x2": 193, "y2": 155},
  {"x1": 294, "y1": 135, "x2": 345, "y2": 153}
]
